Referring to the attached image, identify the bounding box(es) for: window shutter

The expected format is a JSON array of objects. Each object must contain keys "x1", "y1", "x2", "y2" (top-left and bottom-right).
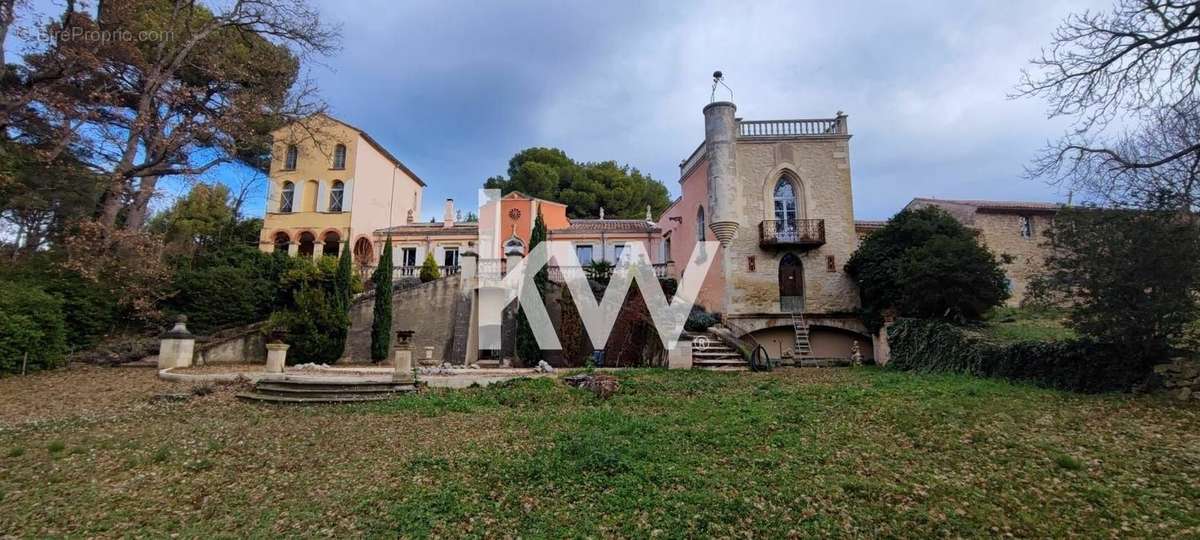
[
  {"x1": 342, "y1": 180, "x2": 354, "y2": 211},
  {"x1": 292, "y1": 181, "x2": 304, "y2": 212},
  {"x1": 265, "y1": 182, "x2": 276, "y2": 213},
  {"x1": 316, "y1": 181, "x2": 328, "y2": 212}
]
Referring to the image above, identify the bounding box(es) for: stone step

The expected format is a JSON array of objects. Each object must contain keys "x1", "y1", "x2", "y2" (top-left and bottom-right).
[
  {"x1": 255, "y1": 382, "x2": 413, "y2": 394},
  {"x1": 236, "y1": 392, "x2": 398, "y2": 404},
  {"x1": 692, "y1": 349, "x2": 741, "y2": 357},
  {"x1": 694, "y1": 358, "x2": 749, "y2": 367}
]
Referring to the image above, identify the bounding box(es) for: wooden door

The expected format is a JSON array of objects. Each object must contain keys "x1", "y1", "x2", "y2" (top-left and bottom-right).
[{"x1": 779, "y1": 253, "x2": 804, "y2": 312}]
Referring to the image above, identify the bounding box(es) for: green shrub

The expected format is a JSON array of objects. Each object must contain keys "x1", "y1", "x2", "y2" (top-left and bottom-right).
[
  {"x1": 684, "y1": 305, "x2": 718, "y2": 332},
  {"x1": 418, "y1": 253, "x2": 441, "y2": 283},
  {"x1": 166, "y1": 246, "x2": 281, "y2": 333},
  {"x1": 0, "y1": 281, "x2": 67, "y2": 374},
  {"x1": 269, "y1": 283, "x2": 349, "y2": 364},
  {"x1": 887, "y1": 318, "x2": 1148, "y2": 393},
  {"x1": 846, "y1": 207, "x2": 1009, "y2": 331}
]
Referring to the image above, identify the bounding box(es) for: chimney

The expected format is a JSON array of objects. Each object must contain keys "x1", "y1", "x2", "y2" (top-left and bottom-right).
[
  {"x1": 703, "y1": 99, "x2": 739, "y2": 245},
  {"x1": 443, "y1": 199, "x2": 455, "y2": 228}
]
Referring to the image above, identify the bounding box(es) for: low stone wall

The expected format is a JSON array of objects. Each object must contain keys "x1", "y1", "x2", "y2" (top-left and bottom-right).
[
  {"x1": 195, "y1": 323, "x2": 267, "y2": 365},
  {"x1": 1154, "y1": 359, "x2": 1200, "y2": 401}
]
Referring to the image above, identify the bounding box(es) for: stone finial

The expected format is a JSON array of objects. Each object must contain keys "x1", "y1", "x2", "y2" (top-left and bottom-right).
[
  {"x1": 161, "y1": 316, "x2": 192, "y2": 339},
  {"x1": 645, "y1": 205, "x2": 652, "y2": 221},
  {"x1": 599, "y1": 207, "x2": 605, "y2": 220}
]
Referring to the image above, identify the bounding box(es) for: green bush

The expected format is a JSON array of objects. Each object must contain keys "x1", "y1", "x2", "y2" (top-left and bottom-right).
[
  {"x1": 418, "y1": 253, "x2": 441, "y2": 283},
  {"x1": 684, "y1": 305, "x2": 718, "y2": 332},
  {"x1": 269, "y1": 283, "x2": 349, "y2": 364},
  {"x1": 370, "y1": 239, "x2": 394, "y2": 362},
  {"x1": 887, "y1": 318, "x2": 1147, "y2": 393},
  {"x1": 166, "y1": 246, "x2": 282, "y2": 333},
  {"x1": 846, "y1": 207, "x2": 1009, "y2": 331},
  {"x1": 0, "y1": 281, "x2": 67, "y2": 374}
]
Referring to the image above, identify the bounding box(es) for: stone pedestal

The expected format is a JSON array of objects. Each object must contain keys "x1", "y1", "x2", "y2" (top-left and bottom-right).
[
  {"x1": 265, "y1": 343, "x2": 289, "y2": 373},
  {"x1": 158, "y1": 316, "x2": 195, "y2": 369},
  {"x1": 667, "y1": 338, "x2": 693, "y2": 370},
  {"x1": 393, "y1": 330, "x2": 415, "y2": 383}
]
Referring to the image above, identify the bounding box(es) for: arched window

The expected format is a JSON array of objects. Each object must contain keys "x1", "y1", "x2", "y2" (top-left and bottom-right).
[
  {"x1": 329, "y1": 181, "x2": 345, "y2": 212},
  {"x1": 297, "y1": 231, "x2": 316, "y2": 258},
  {"x1": 322, "y1": 231, "x2": 341, "y2": 257},
  {"x1": 774, "y1": 176, "x2": 799, "y2": 226},
  {"x1": 696, "y1": 206, "x2": 706, "y2": 241},
  {"x1": 284, "y1": 145, "x2": 298, "y2": 170},
  {"x1": 332, "y1": 144, "x2": 346, "y2": 169},
  {"x1": 504, "y1": 237, "x2": 525, "y2": 255},
  {"x1": 272, "y1": 231, "x2": 290, "y2": 253},
  {"x1": 280, "y1": 181, "x2": 295, "y2": 213}
]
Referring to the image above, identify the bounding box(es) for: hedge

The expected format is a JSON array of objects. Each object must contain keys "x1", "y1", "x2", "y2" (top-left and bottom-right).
[
  {"x1": 0, "y1": 281, "x2": 68, "y2": 374},
  {"x1": 887, "y1": 318, "x2": 1148, "y2": 393}
]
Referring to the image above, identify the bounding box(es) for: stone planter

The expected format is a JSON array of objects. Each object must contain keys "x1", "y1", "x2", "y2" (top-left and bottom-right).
[{"x1": 265, "y1": 343, "x2": 290, "y2": 373}]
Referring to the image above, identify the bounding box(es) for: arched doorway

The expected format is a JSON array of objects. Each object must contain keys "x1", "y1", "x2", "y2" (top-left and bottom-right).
[
  {"x1": 297, "y1": 231, "x2": 316, "y2": 258},
  {"x1": 272, "y1": 231, "x2": 290, "y2": 254},
  {"x1": 779, "y1": 253, "x2": 804, "y2": 312},
  {"x1": 353, "y1": 237, "x2": 374, "y2": 263},
  {"x1": 322, "y1": 231, "x2": 341, "y2": 257}
]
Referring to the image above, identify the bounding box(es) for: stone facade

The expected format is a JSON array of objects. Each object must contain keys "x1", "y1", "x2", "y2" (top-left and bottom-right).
[
  {"x1": 905, "y1": 198, "x2": 1060, "y2": 306},
  {"x1": 723, "y1": 137, "x2": 860, "y2": 315}
]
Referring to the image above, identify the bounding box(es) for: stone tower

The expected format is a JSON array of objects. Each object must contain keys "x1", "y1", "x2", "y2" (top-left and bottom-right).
[{"x1": 703, "y1": 101, "x2": 739, "y2": 245}]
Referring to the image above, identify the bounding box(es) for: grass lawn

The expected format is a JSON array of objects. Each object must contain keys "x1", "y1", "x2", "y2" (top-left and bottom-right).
[
  {"x1": 979, "y1": 306, "x2": 1076, "y2": 344},
  {"x1": 1, "y1": 366, "x2": 1198, "y2": 537}
]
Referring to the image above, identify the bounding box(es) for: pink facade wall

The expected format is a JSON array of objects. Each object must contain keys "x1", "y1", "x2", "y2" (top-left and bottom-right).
[{"x1": 657, "y1": 158, "x2": 726, "y2": 313}]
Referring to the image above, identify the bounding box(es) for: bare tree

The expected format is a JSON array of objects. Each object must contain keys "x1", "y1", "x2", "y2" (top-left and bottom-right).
[{"x1": 1017, "y1": 0, "x2": 1200, "y2": 206}]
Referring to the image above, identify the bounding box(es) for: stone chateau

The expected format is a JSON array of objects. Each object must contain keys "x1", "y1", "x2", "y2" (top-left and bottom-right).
[{"x1": 258, "y1": 101, "x2": 1061, "y2": 366}]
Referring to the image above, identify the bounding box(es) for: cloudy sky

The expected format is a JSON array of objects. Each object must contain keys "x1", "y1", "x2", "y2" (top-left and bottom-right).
[{"x1": 29, "y1": 0, "x2": 1113, "y2": 220}]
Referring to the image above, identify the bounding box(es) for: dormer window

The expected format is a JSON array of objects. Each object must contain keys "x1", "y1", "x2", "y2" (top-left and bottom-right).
[
  {"x1": 329, "y1": 181, "x2": 345, "y2": 212},
  {"x1": 1019, "y1": 215, "x2": 1033, "y2": 239},
  {"x1": 284, "y1": 145, "x2": 298, "y2": 170},
  {"x1": 332, "y1": 144, "x2": 346, "y2": 169}
]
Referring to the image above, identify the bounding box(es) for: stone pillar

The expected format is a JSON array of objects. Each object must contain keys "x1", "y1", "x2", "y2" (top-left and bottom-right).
[
  {"x1": 460, "y1": 251, "x2": 478, "y2": 281},
  {"x1": 157, "y1": 316, "x2": 195, "y2": 369},
  {"x1": 667, "y1": 338, "x2": 693, "y2": 370},
  {"x1": 703, "y1": 101, "x2": 739, "y2": 246},
  {"x1": 422, "y1": 346, "x2": 436, "y2": 366},
  {"x1": 265, "y1": 342, "x2": 289, "y2": 373},
  {"x1": 287, "y1": 241, "x2": 298, "y2": 257},
  {"x1": 506, "y1": 252, "x2": 524, "y2": 276},
  {"x1": 393, "y1": 330, "x2": 415, "y2": 383}
]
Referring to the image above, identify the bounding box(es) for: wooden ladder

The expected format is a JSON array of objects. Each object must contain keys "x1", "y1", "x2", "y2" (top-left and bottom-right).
[{"x1": 791, "y1": 312, "x2": 812, "y2": 360}]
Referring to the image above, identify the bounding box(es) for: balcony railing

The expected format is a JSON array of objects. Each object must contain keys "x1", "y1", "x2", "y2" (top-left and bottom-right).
[
  {"x1": 546, "y1": 263, "x2": 671, "y2": 282},
  {"x1": 393, "y1": 265, "x2": 459, "y2": 279},
  {"x1": 739, "y1": 117, "x2": 846, "y2": 138},
  {"x1": 759, "y1": 219, "x2": 826, "y2": 248}
]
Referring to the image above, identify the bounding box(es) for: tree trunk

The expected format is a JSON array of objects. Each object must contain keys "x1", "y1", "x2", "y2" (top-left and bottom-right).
[{"x1": 124, "y1": 174, "x2": 159, "y2": 230}]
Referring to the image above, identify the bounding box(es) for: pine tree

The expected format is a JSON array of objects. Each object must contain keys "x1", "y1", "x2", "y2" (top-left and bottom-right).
[
  {"x1": 515, "y1": 211, "x2": 548, "y2": 366},
  {"x1": 370, "y1": 237, "x2": 394, "y2": 362}
]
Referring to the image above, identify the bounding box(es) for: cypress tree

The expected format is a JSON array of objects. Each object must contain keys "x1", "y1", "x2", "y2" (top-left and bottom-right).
[
  {"x1": 370, "y1": 236, "x2": 394, "y2": 362},
  {"x1": 331, "y1": 239, "x2": 354, "y2": 358},
  {"x1": 515, "y1": 211, "x2": 548, "y2": 366}
]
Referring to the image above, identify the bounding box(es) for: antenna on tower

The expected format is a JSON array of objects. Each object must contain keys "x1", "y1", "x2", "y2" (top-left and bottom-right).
[{"x1": 710, "y1": 70, "x2": 733, "y2": 103}]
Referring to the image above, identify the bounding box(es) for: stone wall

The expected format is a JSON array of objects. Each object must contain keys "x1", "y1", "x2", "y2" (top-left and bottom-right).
[
  {"x1": 346, "y1": 275, "x2": 470, "y2": 364},
  {"x1": 194, "y1": 323, "x2": 267, "y2": 365},
  {"x1": 1154, "y1": 358, "x2": 1200, "y2": 401},
  {"x1": 972, "y1": 212, "x2": 1055, "y2": 306},
  {"x1": 725, "y1": 138, "x2": 861, "y2": 315}
]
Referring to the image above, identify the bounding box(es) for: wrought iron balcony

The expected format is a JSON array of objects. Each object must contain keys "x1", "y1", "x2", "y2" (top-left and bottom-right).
[{"x1": 759, "y1": 219, "x2": 826, "y2": 248}]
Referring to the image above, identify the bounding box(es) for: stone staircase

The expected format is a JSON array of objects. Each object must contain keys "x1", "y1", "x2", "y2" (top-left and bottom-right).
[
  {"x1": 236, "y1": 376, "x2": 418, "y2": 404},
  {"x1": 692, "y1": 331, "x2": 748, "y2": 371}
]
